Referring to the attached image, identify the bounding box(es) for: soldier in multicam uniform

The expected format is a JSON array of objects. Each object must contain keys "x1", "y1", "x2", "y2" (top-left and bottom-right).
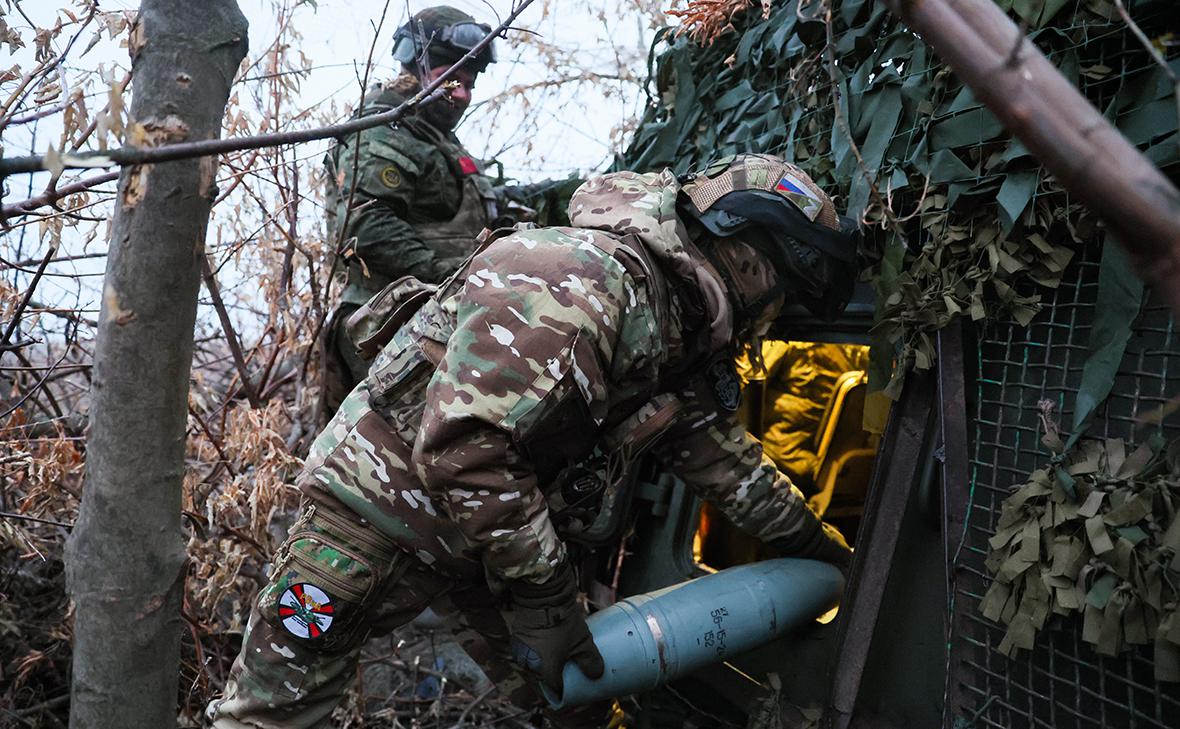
[
  {"x1": 208, "y1": 153, "x2": 859, "y2": 728},
  {"x1": 320, "y1": 5, "x2": 503, "y2": 416}
]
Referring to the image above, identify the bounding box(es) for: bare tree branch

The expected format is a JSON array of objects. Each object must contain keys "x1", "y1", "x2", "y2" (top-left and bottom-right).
[
  {"x1": 1, "y1": 171, "x2": 120, "y2": 221},
  {"x1": 1, "y1": 245, "x2": 57, "y2": 348},
  {"x1": 2, "y1": 251, "x2": 108, "y2": 270},
  {"x1": 0, "y1": 2, "x2": 101, "y2": 134},
  {"x1": 200, "y1": 256, "x2": 261, "y2": 409},
  {"x1": 0, "y1": 0, "x2": 535, "y2": 178}
]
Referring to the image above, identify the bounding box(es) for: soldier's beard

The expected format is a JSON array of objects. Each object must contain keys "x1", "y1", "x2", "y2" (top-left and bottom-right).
[
  {"x1": 420, "y1": 98, "x2": 465, "y2": 131},
  {"x1": 391, "y1": 71, "x2": 464, "y2": 131}
]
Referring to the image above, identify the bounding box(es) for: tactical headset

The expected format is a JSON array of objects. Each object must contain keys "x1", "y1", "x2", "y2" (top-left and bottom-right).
[{"x1": 678, "y1": 157, "x2": 861, "y2": 324}]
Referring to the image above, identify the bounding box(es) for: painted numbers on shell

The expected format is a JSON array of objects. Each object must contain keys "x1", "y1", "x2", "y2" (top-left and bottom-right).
[{"x1": 278, "y1": 583, "x2": 334, "y2": 639}]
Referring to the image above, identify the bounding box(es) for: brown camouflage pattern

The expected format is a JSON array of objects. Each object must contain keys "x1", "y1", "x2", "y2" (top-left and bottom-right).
[
  {"x1": 680, "y1": 152, "x2": 840, "y2": 230},
  {"x1": 304, "y1": 166, "x2": 844, "y2": 584},
  {"x1": 206, "y1": 495, "x2": 540, "y2": 728},
  {"x1": 212, "y1": 160, "x2": 850, "y2": 727}
]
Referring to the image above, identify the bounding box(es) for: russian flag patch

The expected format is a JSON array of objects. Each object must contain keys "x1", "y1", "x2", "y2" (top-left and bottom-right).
[{"x1": 774, "y1": 172, "x2": 823, "y2": 221}]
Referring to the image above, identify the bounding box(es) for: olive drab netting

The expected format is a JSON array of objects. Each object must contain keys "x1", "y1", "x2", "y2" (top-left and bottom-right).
[
  {"x1": 618, "y1": 0, "x2": 1179, "y2": 724},
  {"x1": 619, "y1": 0, "x2": 1177, "y2": 397}
]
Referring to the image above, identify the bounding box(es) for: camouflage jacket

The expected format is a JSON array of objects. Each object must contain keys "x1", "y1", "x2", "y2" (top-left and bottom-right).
[
  {"x1": 301, "y1": 170, "x2": 825, "y2": 584},
  {"x1": 325, "y1": 80, "x2": 498, "y2": 307}
]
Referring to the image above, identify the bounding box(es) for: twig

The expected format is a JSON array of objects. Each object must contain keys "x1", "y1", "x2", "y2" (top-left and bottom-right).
[
  {"x1": 0, "y1": 511, "x2": 74, "y2": 529},
  {"x1": 220, "y1": 523, "x2": 268, "y2": 558},
  {"x1": 12, "y1": 349, "x2": 65, "y2": 419},
  {"x1": 13, "y1": 693, "x2": 69, "y2": 719},
  {"x1": 1, "y1": 171, "x2": 120, "y2": 222},
  {"x1": 188, "y1": 405, "x2": 239, "y2": 479},
  {"x1": 249, "y1": 325, "x2": 280, "y2": 397},
  {"x1": 0, "y1": 2, "x2": 100, "y2": 134},
  {"x1": 447, "y1": 687, "x2": 496, "y2": 729},
  {"x1": 0, "y1": 261, "x2": 104, "y2": 278},
  {"x1": 2, "y1": 251, "x2": 108, "y2": 270},
  {"x1": 0, "y1": 413, "x2": 88, "y2": 438},
  {"x1": 0, "y1": 346, "x2": 72, "y2": 420},
  {"x1": 278, "y1": 162, "x2": 299, "y2": 302},
  {"x1": 19, "y1": 300, "x2": 98, "y2": 328},
  {"x1": 1, "y1": 245, "x2": 58, "y2": 348},
  {"x1": 0, "y1": 0, "x2": 535, "y2": 177},
  {"x1": 7, "y1": 98, "x2": 72, "y2": 125},
  {"x1": 333, "y1": 0, "x2": 393, "y2": 275},
  {"x1": 259, "y1": 367, "x2": 297, "y2": 402},
  {"x1": 67, "y1": 72, "x2": 132, "y2": 155},
  {"x1": 0, "y1": 338, "x2": 37, "y2": 352},
  {"x1": 200, "y1": 256, "x2": 262, "y2": 409},
  {"x1": 819, "y1": 5, "x2": 908, "y2": 236},
  {"x1": 181, "y1": 597, "x2": 210, "y2": 704}
]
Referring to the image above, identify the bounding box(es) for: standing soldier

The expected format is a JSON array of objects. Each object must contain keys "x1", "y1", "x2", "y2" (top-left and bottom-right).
[
  {"x1": 209, "y1": 154, "x2": 857, "y2": 728},
  {"x1": 321, "y1": 5, "x2": 501, "y2": 417}
]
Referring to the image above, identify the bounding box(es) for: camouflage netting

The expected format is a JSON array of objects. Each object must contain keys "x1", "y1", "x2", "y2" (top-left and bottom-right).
[
  {"x1": 983, "y1": 435, "x2": 1180, "y2": 681},
  {"x1": 619, "y1": 0, "x2": 1178, "y2": 396},
  {"x1": 619, "y1": 0, "x2": 1180, "y2": 710}
]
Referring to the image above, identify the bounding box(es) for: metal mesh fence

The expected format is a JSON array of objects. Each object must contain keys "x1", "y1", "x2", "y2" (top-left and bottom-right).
[
  {"x1": 618, "y1": 0, "x2": 1180, "y2": 722},
  {"x1": 953, "y1": 239, "x2": 1180, "y2": 728}
]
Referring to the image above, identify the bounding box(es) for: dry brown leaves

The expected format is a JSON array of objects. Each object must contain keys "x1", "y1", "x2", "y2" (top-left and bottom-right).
[
  {"x1": 668, "y1": 0, "x2": 772, "y2": 45},
  {"x1": 0, "y1": 0, "x2": 660, "y2": 723},
  {"x1": 173, "y1": 387, "x2": 307, "y2": 715},
  {"x1": 0, "y1": 415, "x2": 83, "y2": 718}
]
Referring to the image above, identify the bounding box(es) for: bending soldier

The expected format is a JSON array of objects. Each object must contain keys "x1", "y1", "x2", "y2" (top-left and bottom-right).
[
  {"x1": 321, "y1": 5, "x2": 501, "y2": 416},
  {"x1": 209, "y1": 153, "x2": 858, "y2": 728}
]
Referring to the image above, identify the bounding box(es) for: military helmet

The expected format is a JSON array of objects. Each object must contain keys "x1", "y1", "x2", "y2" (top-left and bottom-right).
[
  {"x1": 679, "y1": 153, "x2": 860, "y2": 323},
  {"x1": 392, "y1": 5, "x2": 496, "y2": 73}
]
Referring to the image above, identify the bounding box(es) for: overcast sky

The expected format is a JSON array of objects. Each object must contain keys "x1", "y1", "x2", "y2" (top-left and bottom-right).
[
  {"x1": 1, "y1": 0, "x2": 665, "y2": 332},
  {"x1": 5, "y1": 0, "x2": 661, "y2": 178}
]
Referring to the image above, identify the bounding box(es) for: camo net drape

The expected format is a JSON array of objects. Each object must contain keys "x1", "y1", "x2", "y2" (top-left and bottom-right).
[
  {"x1": 620, "y1": 0, "x2": 1178, "y2": 396},
  {"x1": 619, "y1": 0, "x2": 1179, "y2": 725}
]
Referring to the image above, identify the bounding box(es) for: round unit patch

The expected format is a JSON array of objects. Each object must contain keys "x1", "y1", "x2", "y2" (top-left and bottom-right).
[
  {"x1": 380, "y1": 165, "x2": 402, "y2": 189},
  {"x1": 278, "y1": 583, "x2": 335, "y2": 639}
]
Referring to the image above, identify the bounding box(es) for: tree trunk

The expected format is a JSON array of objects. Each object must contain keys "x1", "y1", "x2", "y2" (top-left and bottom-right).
[{"x1": 63, "y1": 2, "x2": 247, "y2": 727}]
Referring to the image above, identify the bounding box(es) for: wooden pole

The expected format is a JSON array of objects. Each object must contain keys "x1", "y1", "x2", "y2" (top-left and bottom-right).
[{"x1": 879, "y1": 0, "x2": 1180, "y2": 314}]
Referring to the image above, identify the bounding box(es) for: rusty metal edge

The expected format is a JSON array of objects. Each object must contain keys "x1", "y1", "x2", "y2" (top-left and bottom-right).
[
  {"x1": 937, "y1": 319, "x2": 974, "y2": 726},
  {"x1": 825, "y1": 369, "x2": 937, "y2": 729}
]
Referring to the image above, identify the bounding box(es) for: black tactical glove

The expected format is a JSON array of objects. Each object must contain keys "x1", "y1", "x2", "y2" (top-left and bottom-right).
[
  {"x1": 769, "y1": 517, "x2": 853, "y2": 578},
  {"x1": 507, "y1": 561, "x2": 605, "y2": 694}
]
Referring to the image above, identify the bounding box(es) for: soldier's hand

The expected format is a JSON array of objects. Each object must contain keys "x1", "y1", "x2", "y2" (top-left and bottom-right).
[
  {"x1": 768, "y1": 518, "x2": 852, "y2": 579},
  {"x1": 506, "y1": 561, "x2": 605, "y2": 694}
]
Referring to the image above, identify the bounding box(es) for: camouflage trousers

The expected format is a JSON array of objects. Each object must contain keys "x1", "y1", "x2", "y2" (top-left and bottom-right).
[{"x1": 206, "y1": 493, "x2": 611, "y2": 728}]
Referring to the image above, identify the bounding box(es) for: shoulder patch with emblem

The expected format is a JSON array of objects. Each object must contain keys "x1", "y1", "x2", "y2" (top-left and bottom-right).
[
  {"x1": 278, "y1": 582, "x2": 334, "y2": 639},
  {"x1": 706, "y1": 356, "x2": 742, "y2": 412},
  {"x1": 380, "y1": 166, "x2": 402, "y2": 189}
]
